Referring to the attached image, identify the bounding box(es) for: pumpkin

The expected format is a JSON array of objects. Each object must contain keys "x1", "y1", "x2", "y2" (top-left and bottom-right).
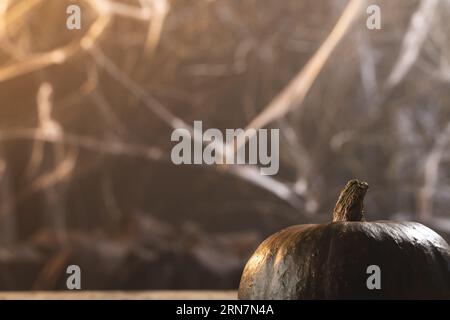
[{"x1": 238, "y1": 180, "x2": 450, "y2": 299}]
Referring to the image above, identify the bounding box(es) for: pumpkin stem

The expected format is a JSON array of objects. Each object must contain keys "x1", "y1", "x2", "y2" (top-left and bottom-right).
[{"x1": 332, "y1": 179, "x2": 369, "y2": 222}]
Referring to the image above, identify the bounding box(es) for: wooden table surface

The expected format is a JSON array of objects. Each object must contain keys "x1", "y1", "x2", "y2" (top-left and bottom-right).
[{"x1": 0, "y1": 291, "x2": 237, "y2": 300}]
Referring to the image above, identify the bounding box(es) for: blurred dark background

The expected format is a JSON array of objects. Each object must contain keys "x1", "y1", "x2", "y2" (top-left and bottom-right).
[{"x1": 0, "y1": 0, "x2": 449, "y2": 290}]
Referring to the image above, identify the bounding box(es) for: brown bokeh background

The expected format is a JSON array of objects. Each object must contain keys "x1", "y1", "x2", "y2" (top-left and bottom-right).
[{"x1": 0, "y1": 0, "x2": 449, "y2": 290}]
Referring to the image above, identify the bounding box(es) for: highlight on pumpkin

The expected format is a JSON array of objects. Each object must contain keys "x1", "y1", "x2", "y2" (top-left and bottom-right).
[{"x1": 0, "y1": 0, "x2": 449, "y2": 301}]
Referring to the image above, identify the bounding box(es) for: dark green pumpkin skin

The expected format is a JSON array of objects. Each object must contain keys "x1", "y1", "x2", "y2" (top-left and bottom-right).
[{"x1": 238, "y1": 221, "x2": 450, "y2": 299}]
